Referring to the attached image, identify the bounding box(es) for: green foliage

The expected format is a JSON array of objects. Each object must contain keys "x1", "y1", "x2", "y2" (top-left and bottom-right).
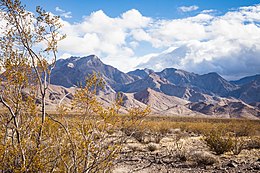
[{"x1": 204, "y1": 130, "x2": 233, "y2": 155}]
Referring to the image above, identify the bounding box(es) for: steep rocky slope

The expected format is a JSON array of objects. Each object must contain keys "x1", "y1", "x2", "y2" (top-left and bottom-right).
[
  {"x1": 45, "y1": 55, "x2": 260, "y2": 119},
  {"x1": 50, "y1": 55, "x2": 135, "y2": 90}
]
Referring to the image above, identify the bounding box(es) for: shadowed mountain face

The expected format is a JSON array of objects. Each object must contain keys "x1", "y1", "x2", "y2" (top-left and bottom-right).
[
  {"x1": 156, "y1": 68, "x2": 198, "y2": 86},
  {"x1": 127, "y1": 68, "x2": 154, "y2": 80},
  {"x1": 230, "y1": 74, "x2": 260, "y2": 86},
  {"x1": 192, "y1": 72, "x2": 238, "y2": 96},
  {"x1": 48, "y1": 55, "x2": 260, "y2": 119},
  {"x1": 229, "y1": 76, "x2": 260, "y2": 103},
  {"x1": 187, "y1": 100, "x2": 260, "y2": 119},
  {"x1": 128, "y1": 68, "x2": 238, "y2": 97}
]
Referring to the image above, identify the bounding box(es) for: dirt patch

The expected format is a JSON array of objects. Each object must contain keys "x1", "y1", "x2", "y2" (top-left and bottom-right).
[{"x1": 113, "y1": 130, "x2": 260, "y2": 172}]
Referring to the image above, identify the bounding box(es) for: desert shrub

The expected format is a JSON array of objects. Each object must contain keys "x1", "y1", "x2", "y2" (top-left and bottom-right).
[
  {"x1": 121, "y1": 127, "x2": 134, "y2": 136},
  {"x1": 154, "y1": 133, "x2": 164, "y2": 143},
  {"x1": 231, "y1": 137, "x2": 246, "y2": 155},
  {"x1": 228, "y1": 122, "x2": 255, "y2": 137},
  {"x1": 132, "y1": 130, "x2": 146, "y2": 143},
  {"x1": 190, "y1": 151, "x2": 218, "y2": 166},
  {"x1": 147, "y1": 143, "x2": 158, "y2": 152},
  {"x1": 204, "y1": 130, "x2": 233, "y2": 155},
  {"x1": 245, "y1": 137, "x2": 260, "y2": 150},
  {"x1": 164, "y1": 131, "x2": 188, "y2": 162},
  {"x1": 0, "y1": 72, "x2": 150, "y2": 172}
]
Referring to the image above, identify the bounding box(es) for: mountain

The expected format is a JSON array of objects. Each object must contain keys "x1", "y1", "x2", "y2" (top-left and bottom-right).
[
  {"x1": 128, "y1": 67, "x2": 237, "y2": 97},
  {"x1": 46, "y1": 54, "x2": 260, "y2": 119},
  {"x1": 127, "y1": 68, "x2": 154, "y2": 80},
  {"x1": 50, "y1": 55, "x2": 135, "y2": 90},
  {"x1": 133, "y1": 88, "x2": 206, "y2": 117},
  {"x1": 120, "y1": 73, "x2": 169, "y2": 93},
  {"x1": 188, "y1": 99, "x2": 260, "y2": 119},
  {"x1": 121, "y1": 72, "x2": 215, "y2": 102},
  {"x1": 230, "y1": 74, "x2": 260, "y2": 86},
  {"x1": 156, "y1": 69, "x2": 237, "y2": 96},
  {"x1": 50, "y1": 55, "x2": 242, "y2": 99},
  {"x1": 156, "y1": 68, "x2": 198, "y2": 86},
  {"x1": 138, "y1": 45, "x2": 189, "y2": 71},
  {"x1": 229, "y1": 76, "x2": 260, "y2": 103},
  {"x1": 192, "y1": 72, "x2": 238, "y2": 96}
]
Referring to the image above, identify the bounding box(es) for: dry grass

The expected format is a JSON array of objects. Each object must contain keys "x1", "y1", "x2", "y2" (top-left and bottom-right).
[{"x1": 129, "y1": 116, "x2": 260, "y2": 136}]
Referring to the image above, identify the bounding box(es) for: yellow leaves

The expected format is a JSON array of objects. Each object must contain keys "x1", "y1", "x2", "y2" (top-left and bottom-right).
[
  {"x1": 128, "y1": 106, "x2": 151, "y2": 117},
  {"x1": 72, "y1": 72, "x2": 105, "y2": 116}
]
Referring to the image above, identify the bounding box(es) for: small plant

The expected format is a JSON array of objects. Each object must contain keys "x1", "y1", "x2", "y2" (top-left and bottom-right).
[
  {"x1": 204, "y1": 130, "x2": 233, "y2": 155},
  {"x1": 191, "y1": 151, "x2": 217, "y2": 166},
  {"x1": 172, "y1": 131, "x2": 187, "y2": 162},
  {"x1": 132, "y1": 130, "x2": 146, "y2": 143},
  {"x1": 127, "y1": 144, "x2": 141, "y2": 152},
  {"x1": 231, "y1": 137, "x2": 246, "y2": 155},
  {"x1": 147, "y1": 143, "x2": 158, "y2": 152},
  {"x1": 154, "y1": 133, "x2": 163, "y2": 144},
  {"x1": 245, "y1": 137, "x2": 260, "y2": 150}
]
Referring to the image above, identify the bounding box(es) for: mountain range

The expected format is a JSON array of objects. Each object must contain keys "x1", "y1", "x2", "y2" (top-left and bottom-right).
[{"x1": 48, "y1": 55, "x2": 260, "y2": 119}]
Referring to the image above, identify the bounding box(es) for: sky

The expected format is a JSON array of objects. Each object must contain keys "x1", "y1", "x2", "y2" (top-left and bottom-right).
[{"x1": 21, "y1": 0, "x2": 260, "y2": 79}]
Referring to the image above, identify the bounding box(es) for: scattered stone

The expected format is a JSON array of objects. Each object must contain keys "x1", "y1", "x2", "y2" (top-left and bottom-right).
[{"x1": 226, "y1": 160, "x2": 238, "y2": 168}]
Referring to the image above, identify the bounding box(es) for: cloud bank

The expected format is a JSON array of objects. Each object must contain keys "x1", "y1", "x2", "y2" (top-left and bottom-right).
[{"x1": 57, "y1": 4, "x2": 260, "y2": 79}]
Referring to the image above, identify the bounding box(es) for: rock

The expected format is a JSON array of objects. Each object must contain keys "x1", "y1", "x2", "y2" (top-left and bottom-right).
[
  {"x1": 170, "y1": 128, "x2": 182, "y2": 134},
  {"x1": 252, "y1": 162, "x2": 260, "y2": 170},
  {"x1": 226, "y1": 160, "x2": 238, "y2": 168}
]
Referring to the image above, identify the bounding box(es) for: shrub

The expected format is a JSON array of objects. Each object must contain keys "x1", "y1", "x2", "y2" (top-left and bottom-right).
[
  {"x1": 245, "y1": 137, "x2": 260, "y2": 150},
  {"x1": 204, "y1": 130, "x2": 233, "y2": 155},
  {"x1": 231, "y1": 137, "x2": 246, "y2": 155},
  {"x1": 154, "y1": 133, "x2": 163, "y2": 143},
  {"x1": 132, "y1": 130, "x2": 146, "y2": 143},
  {"x1": 190, "y1": 151, "x2": 218, "y2": 166},
  {"x1": 147, "y1": 143, "x2": 158, "y2": 152}
]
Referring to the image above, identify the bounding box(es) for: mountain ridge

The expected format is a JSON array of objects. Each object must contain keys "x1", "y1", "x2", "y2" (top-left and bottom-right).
[{"x1": 48, "y1": 55, "x2": 260, "y2": 119}]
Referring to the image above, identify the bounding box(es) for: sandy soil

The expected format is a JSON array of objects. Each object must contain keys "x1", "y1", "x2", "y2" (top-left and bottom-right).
[{"x1": 112, "y1": 130, "x2": 260, "y2": 173}]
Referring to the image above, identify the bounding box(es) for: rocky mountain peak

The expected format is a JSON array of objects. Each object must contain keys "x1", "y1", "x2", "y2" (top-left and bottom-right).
[
  {"x1": 127, "y1": 68, "x2": 154, "y2": 79},
  {"x1": 50, "y1": 55, "x2": 135, "y2": 89}
]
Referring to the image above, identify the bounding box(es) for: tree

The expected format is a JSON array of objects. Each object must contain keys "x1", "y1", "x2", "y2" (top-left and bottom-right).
[
  {"x1": 0, "y1": 0, "x2": 65, "y2": 145},
  {"x1": 0, "y1": 1, "x2": 150, "y2": 171},
  {"x1": 0, "y1": 0, "x2": 65, "y2": 171},
  {"x1": 62, "y1": 72, "x2": 150, "y2": 172}
]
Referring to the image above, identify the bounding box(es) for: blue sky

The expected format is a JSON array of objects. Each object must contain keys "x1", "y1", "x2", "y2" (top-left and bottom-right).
[
  {"x1": 24, "y1": 0, "x2": 259, "y2": 20},
  {"x1": 23, "y1": 0, "x2": 260, "y2": 21},
  {"x1": 21, "y1": 0, "x2": 260, "y2": 79}
]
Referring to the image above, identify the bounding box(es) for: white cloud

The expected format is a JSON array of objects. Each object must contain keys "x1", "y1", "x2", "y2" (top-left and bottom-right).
[
  {"x1": 56, "y1": 5, "x2": 260, "y2": 78},
  {"x1": 129, "y1": 41, "x2": 139, "y2": 48},
  {"x1": 137, "y1": 4, "x2": 260, "y2": 78},
  {"x1": 57, "y1": 9, "x2": 152, "y2": 71},
  {"x1": 178, "y1": 5, "x2": 199, "y2": 12},
  {"x1": 55, "y1": 7, "x2": 64, "y2": 13},
  {"x1": 55, "y1": 6, "x2": 72, "y2": 18},
  {"x1": 201, "y1": 9, "x2": 217, "y2": 14}
]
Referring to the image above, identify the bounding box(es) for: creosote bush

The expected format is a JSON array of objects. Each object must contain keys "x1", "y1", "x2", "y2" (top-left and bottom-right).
[
  {"x1": 190, "y1": 151, "x2": 218, "y2": 166},
  {"x1": 0, "y1": 0, "x2": 150, "y2": 171},
  {"x1": 231, "y1": 137, "x2": 246, "y2": 155},
  {"x1": 0, "y1": 72, "x2": 150, "y2": 172},
  {"x1": 204, "y1": 130, "x2": 233, "y2": 155}
]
